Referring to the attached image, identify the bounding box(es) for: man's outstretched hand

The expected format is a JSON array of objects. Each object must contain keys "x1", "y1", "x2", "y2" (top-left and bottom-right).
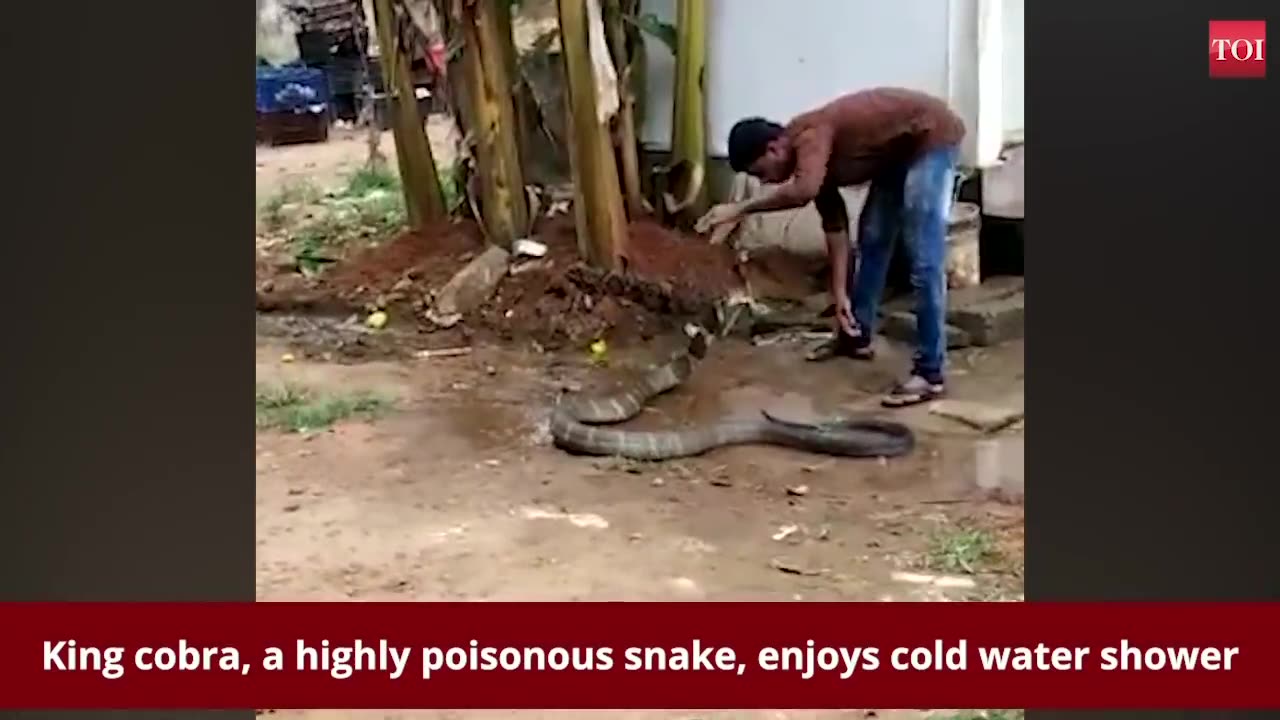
[
  {"x1": 695, "y1": 202, "x2": 745, "y2": 237},
  {"x1": 834, "y1": 294, "x2": 860, "y2": 338}
]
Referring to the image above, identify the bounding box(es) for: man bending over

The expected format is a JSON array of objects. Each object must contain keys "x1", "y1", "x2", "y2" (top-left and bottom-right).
[{"x1": 696, "y1": 87, "x2": 965, "y2": 408}]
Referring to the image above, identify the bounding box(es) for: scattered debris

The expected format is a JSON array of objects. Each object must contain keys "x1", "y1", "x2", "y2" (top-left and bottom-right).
[
  {"x1": 510, "y1": 258, "x2": 551, "y2": 275},
  {"x1": 753, "y1": 329, "x2": 829, "y2": 347},
  {"x1": 890, "y1": 571, "x2": 977, "y2": 590},
  {"x1": 365, "y1": 310, "x2": 388, "y2": 329},
  {"x1": 513, "y1": 238, "x2": 548, "y2": 258},
  {"x1": 678, "y1": 537, "x2": 718, "y2": 554},
  {"x1": 424, "y1": 309, "x2": 463, "y2": 329},
  {"x1": 588, "y1": 339, "x2": 608, "y2": 364},
  {"x1": 414, "y1": 346, "x2": 473, "y2": 359},
  {"x1": 280, "y1": 352, "x2": 296, "y2": 363},
  {"x1": 518, "y1": 506, "x2": 609, "y2": 529},
  {"x1": 769, "y1": 558, "x2": 826, "y2": 577},
  {"x1": 785, "y1": 484, "x2": 810, "y2": 497},
  {"x1": 772, "y1": 524, "x2": 800, "y2": 542},
  {"x1": 650, "y1": 477, "x2": 665, "y2": 487}
]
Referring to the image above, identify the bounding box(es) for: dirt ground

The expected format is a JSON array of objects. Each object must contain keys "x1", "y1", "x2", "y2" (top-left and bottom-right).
[
  {"x1": 255, "y1": 129, "x2": 1025, "y2": 720},
  {"x1": 255, "y1": 121, "x2": 459, "y2": 206}
]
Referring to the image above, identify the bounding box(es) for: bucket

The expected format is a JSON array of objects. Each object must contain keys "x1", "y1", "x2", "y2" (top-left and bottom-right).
[{"x1": 946, "y1": 201, "x2": 982, "y2": 289}]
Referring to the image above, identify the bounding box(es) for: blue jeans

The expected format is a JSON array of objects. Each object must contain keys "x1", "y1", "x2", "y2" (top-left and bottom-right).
[{"x1": 849, "y1": 144, "x2": 958, "y2": 382}]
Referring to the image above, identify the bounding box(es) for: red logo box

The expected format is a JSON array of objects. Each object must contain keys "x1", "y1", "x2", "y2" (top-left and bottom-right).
[{"x1": 1209, "y1": 20, "x2": 1266, "y2": 78}]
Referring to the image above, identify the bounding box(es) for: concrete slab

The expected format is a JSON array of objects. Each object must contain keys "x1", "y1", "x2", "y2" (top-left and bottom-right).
[
  {"x1": 881, "y1": 312, "x2": 973, "y2": 349},
  {"x1": 974, "y1": 434, "x2": 1025, "y2": 496},
  {"x1": 929, "y1": 399, "x2": 1024, "y2": 433},
  {"x1": 949, "y1": 292, "x2": 1024, "y2": 347},
  {"x1": 882, "y1": 276, "x2": 1023, "y2": 316}
]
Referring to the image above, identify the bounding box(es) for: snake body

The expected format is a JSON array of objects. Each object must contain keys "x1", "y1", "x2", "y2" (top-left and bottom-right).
[{"x1": 550, "y1": 330, "x2": 916, "y2": 460}]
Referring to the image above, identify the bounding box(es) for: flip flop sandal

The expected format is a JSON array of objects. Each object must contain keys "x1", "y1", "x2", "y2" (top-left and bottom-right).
[{"x1": 881, "y1": 378, "x2": 945, "y2": 408}]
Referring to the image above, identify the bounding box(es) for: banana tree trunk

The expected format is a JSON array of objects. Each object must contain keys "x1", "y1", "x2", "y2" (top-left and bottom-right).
[
  {"x1": 667, "y1": 0, "x2": 708, "y2": 223},
  {"x1": 371, "y1": 0, "x2": 447, "y2": 229},
  {"x1": 458, "y1": 0, "x2": 529, "y2": 246},
  {"x1": 602, "y1": 0, "x2": 645, "y2": 218},
  {"x1": 557, "y1": 0, "x2": 628, "y2": 269}
]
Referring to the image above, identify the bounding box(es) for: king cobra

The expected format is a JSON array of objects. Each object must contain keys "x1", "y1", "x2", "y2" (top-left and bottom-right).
[{"x1": 550, "y1": 327, "x2": 916, "y2": 460}]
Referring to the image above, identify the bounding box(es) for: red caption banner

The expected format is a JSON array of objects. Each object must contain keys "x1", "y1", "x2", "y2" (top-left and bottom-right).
[{"x1": 0, "y1": 602, "x2": 1276, "y2": 709}]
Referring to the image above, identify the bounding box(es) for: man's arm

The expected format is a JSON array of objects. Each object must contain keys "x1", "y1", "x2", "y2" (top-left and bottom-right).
[
  {"x1": 740, "y1": 124, "x2": 834, "y2": 215},
  {"x1": 814, "y1": 183, "x2": 851, "y2": 297},
  {"x1": 814, "y1": 184, "x2": 858, "y2": 336},
  {"x1": 695, "y1": 122, "x2": 835, "y2": 237}
]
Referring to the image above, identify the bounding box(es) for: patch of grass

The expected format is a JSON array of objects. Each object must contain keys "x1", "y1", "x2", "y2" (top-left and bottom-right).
[
  {"x1": 343, "y1": 164, "x2": 401, "y2": 197},
  {"x1": 352, "y1": 191, "x2": 408, "y2": 233},
  {"x1": 926, "y1": 524, "x2": 1001, "y2": 575},
  {"x1": 439, "y1": 163, "x2": 463, "y2": 214},
  {"x1": 260, "y1": 180, "x2": 321, "y2": 229},
  {"x1": 263, "y1": 162, "x2": 462, "y2": 275},
  {"x1": 255, "y1": 383, "x2": 395, "y2": 433}
]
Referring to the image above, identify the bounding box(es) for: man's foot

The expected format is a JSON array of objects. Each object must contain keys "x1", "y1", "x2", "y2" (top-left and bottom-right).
[
  {"x1": 805, "y1": 333, "x2": 874, "y2": 362},
  {"x1": 881, "y1": 375, "x2": 945, "y2": 408}
]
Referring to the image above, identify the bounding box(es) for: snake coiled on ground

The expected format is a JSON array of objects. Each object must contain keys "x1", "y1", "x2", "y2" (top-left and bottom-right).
[{"x1": 550, "y1": 327, "x2": 916, "y2": 460}]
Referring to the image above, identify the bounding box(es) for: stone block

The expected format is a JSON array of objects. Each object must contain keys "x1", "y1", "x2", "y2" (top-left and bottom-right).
[
  {"x1": 427, "y1": 244, "x2": 512, "y2": 327},
  {"x1": 881, "y1": 311, "x2": 972, "y2": 349},
  {"x1": 973, "y1": 434, "x2": 1025, "y2": 495},
  {"x1": 936, "y1": 434, "x2": 1025, "y2": 498},
  {"x1": 948, "y1": 292, "x2": 1024, "y2": 347}
]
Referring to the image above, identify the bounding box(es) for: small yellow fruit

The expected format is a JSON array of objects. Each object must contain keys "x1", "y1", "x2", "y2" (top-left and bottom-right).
[
  {"x1": 366, "y1": 311, "x2": 389, "y2": 329},
  {"x1": 589, "y1": 339, "x2": 607, "y2": 356}
]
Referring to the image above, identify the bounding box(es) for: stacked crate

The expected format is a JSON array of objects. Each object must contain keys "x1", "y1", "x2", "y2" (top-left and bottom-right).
[{"x1": 255, "y1": 66, "x2": 332, "y2": 146}]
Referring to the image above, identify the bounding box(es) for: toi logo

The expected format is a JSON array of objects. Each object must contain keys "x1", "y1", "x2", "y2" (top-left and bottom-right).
[{"x1": 1209, "y1": 20, "x2": 1266, "y2": 78}]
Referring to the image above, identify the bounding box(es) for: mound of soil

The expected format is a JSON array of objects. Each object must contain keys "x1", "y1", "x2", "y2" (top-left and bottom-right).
[
  {"x1": 255, "y1": 214, "x2": 764, "y2": 350},
  {"x1": 624, "y1": 219, "x2": 742, "y2": 300},
  {"x1": 479, "y1": 216, "x2": 745, "y2": 347},
  {"x1": 327, "y1": 219, "x2": 487, "y2": 302}
]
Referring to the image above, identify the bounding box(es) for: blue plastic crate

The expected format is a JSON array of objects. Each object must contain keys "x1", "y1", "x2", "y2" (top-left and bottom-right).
[{"x1": 255, "y1": 66, "x2": 331, "y2": 114}]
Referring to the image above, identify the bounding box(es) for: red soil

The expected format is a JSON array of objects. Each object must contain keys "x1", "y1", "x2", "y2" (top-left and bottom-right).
[{"x1": 256, "y1": 214, "x2": 763, "y2": 349}]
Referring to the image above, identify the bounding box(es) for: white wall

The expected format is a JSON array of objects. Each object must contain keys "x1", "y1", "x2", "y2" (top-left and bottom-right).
[
  {"x1": 1002, "y1": 0, "x2": 1024, "y2": 141},
  {"x1": 639, "y1": 0, "x2": 1020, "y2": 167}
]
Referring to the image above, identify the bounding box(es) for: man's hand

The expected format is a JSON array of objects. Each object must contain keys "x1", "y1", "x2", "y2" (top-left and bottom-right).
[
  {"x1": 834, "y1": 293, "x2": 860, "y2": 338},
  {"x1": 694, "y1": 202, "x2": 744, "y2": 235}
]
